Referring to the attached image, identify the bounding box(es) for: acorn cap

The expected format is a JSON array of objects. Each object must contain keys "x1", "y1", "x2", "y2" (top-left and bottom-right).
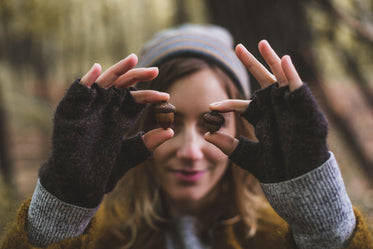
[
  {"x1": 154, "y1": 101, "x2": 176, "y2": 113},
  {"x1": 202, "y1": 111, "x2": 225, "y2": 125}
]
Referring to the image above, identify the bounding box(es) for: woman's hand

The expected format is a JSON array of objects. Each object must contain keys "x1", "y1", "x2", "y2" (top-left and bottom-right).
[
  {"x1": 205, "y1": 41, "x2": 301, "y2": 154},
  {"x1": 39, "y1": 54, "x2": 174, "y2": 208},
  {"x1": 205, "y1": 41, "x2": 329, "y2": 183},
  {"x1": 80, "y1": 53, "x2": 174, "y2": 150}
]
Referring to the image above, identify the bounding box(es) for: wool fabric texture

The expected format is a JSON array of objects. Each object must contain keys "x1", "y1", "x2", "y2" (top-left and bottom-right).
[
  {"x1": 230, "y1": 83, "x2": 329, "y2": 183},
  {"x1": 2, "y1": 198, "x2": 373, "y2": 248},
  {"x1": 260, "y1": 153, "x2": 356, "y2": 248},
  {"x1": 27, "y1": 180, "x2": 99, "y2": 246},
  {"x1": 23, "y1": 154, "x2": 358, "y2": 248},
  {"x1": 137, "y1": 24, "x2": 250, "y2": 98},
  {"x1": 39, "y1": 80, "x2": 152, "y2": 208}
]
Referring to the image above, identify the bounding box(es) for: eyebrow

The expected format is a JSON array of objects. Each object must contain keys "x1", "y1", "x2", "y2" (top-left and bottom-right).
[{"x1": 174, "y1": 111, "x2": 184, "y2": 117}]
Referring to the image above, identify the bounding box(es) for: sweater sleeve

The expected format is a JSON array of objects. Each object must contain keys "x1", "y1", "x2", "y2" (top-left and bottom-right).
[
  {"x1": 260, "y1": 152, "x2": 357, "y2": 248},
  {"x1": 25, "y1": 179, "x2": 99, "y2": 247},
  {"x1": 0, "y1": 197, "x2": 97, "y2": 249}
]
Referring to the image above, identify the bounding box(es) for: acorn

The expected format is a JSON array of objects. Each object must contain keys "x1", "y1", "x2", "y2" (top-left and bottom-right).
[
  {"x1": 154, "y1": 101, "x2": 176, "y2": 129},
  {"x1": 202, "y1": 110, "x2": 225, "y2": 133}
]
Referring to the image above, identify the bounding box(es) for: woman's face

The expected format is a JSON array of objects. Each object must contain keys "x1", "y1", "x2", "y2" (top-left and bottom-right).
[{"x1": 152, "y1": 68, "x2": 236, "y2": 212}]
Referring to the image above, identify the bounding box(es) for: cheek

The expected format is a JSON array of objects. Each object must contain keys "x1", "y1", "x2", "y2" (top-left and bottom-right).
[
  {"x1": 203, "y1": 120, "x2": 235, "y2": 166},
  {"x1": 203, "y1": 142, "x2": 228, "y2": 163},
  {"x1": 152, "y1": 128, "x2": 234, "y2": 166},
  {"x1": 152, "y1": 136, "x2": 177, "y2": 165},
  {"x1": 152, "y1": 144, "x2": 168, "y2": 165},
  {"x1": 151, "y1": 144, "x2": 172, "y2": 187}
]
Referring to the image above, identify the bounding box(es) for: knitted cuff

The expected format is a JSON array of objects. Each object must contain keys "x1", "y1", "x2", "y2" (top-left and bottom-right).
[
  {"x1": 54, "y1": 80, "x2": 145, "y2": 132},
  {"x1": 105, "y1": 132, "x2": 153, "y2": 193},
  {"x1": 120, "y1": 86, "x2": 146, "y2": 117},
  {"x1": 271, "y1": 84, "x2": 329, "y2": 177},
  {"x1": 27, "y1": 179, "x2": 99, "y2": 247},
  {"x1": 120, "y1": 132, "x2": 153, "y2": 168},
  {"x1": 40, "y1": 79, "x2": 146, "y2": 208},
  {"x1": 234, "y1": 83, "x2": 329, "y2": 183},
  {"x1": 240, "y1": 83, "x2": 274, "y2": 126},
  {"x1": 261, "y1": 152, "x2": 355, "y2": 249}
]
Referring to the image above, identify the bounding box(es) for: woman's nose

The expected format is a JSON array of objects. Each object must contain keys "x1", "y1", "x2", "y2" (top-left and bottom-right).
[{"x1": 176, "y1": 126, "x2": 204, "y2": 161}]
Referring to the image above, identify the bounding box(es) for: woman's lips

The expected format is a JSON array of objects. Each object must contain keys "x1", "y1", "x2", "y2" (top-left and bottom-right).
[{"x1": 170, "y1": 169, "x2": 206, "y2": 182}]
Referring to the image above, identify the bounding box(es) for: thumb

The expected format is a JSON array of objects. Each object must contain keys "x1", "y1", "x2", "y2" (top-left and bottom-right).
[
  {"x1": 105, "y1": 129, "x2": 173, "y2": 194},
  {"x1": 105, "y1": 132, "x2": 152, "y2": 193},
  {"x1": 204, "y1": 132, "x2": 239, "y2": 155},
  {"x1": 143, "y1": 128, "x2": 174, "y2": 151},
  {"x1": 228, "y1": 136, "x2": 261, "y2": 174}
]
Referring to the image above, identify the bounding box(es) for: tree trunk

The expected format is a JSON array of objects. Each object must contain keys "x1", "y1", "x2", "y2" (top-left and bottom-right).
[
  {"x1": 206, "y1": 0, "x2": 315, "y2": 90},
  {"x1": 0, "y1": 85, "x2": 11, "y2": 184},
  {"x1": 174, "y1": 0, "x2": 189, "y2": 25}
]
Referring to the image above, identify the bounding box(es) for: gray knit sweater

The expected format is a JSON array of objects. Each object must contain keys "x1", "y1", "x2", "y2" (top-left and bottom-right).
[{"x1": 26, "y1": 152, "x2": 355, "y2": 249}]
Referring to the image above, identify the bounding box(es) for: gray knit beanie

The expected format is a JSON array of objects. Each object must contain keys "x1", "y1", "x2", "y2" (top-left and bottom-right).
[{"x1": 137, "y1": 24, "x2": 250, "y2": 98}]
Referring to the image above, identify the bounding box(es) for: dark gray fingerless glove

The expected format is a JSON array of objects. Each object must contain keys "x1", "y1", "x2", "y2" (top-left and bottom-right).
[
  {"x1": 39, "y1": 79, "x2": 151, "y2": 208},
  {"x1": 229, "y1": 83, "x2": 329, "y2": 183}
]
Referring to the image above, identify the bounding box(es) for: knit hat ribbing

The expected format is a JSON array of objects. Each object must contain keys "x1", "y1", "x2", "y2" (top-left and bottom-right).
[{"x1": 138, "y1": 24, "x2": 250, "y2": 98}]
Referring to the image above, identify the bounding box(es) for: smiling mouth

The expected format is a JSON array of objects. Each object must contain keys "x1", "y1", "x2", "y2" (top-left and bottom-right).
[{"x1": 169, "y1": 169, "x2": 206, "y2": 182}]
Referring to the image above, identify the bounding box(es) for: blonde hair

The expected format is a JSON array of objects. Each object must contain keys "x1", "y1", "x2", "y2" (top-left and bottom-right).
[{"x1": 102, "y1": 57, "x2": 267, "y2": 248}]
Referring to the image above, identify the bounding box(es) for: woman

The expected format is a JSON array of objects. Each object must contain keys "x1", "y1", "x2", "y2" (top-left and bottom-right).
[{"x1": 1, "y1": 24, "x2": 372, "y2": 249}]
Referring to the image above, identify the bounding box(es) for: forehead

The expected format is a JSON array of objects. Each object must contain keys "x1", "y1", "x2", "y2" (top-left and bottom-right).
[{"x1": 168, "y1": 69, "x2": 229, "y2": 115}]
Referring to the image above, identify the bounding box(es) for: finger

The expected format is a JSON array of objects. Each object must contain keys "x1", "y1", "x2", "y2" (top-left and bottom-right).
[
  {"x1": 258, "y1": 40, "x2": 288, "y2": 86},
  {"x1": 209, "y1": 99, "x2": 251, "y2": 114},
  {"x1": 204, "y1": 132, "x2": 239, "y2": 155},
  {"x1": 112, "y1": 67, "x2": 158, "y2": 89},
  {"x1": 130, "y1": 90, "x2": 170, "y2": 104},
  {"x1": 235, "y1": 43, "x2": 276, "y2": 88},
  {"x1": 143, "y1": 128, "x2": 174, "y2": 151},
  {"x1": 281, "y1": 55, "x2": 303, "y2": 91},
  {"x1": 80, "y1": 63, "x2": 102, "y2": 88},
  {"x1": 96, "y1": 53, "x2": 138, "y2": 88}
]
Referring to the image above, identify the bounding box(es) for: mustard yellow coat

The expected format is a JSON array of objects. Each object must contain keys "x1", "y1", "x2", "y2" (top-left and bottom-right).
[{"x1": 1, "y1": 199, "x2": 373, "y2": 249}]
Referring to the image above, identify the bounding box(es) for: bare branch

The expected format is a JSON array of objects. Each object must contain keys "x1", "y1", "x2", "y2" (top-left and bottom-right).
[{"x1": 323, "y1": 0, "x2": 373, "y2": 42}]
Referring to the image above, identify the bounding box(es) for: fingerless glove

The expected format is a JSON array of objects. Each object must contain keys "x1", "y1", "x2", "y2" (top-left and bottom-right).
[
  {"x1": 39, "y1": 80, "x2": 151, "y2": 208},
  {"x1": 229, "y1": 83, "x2": 329, "y2": 183}
]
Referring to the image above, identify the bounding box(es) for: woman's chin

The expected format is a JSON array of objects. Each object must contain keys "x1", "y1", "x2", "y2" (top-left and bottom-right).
[
  {"x1": 168, "y1": 191, "x2": 206, "y2": 203},
  {"x1": 162, "y1": 188, "x2": 217, "y2": 215}
]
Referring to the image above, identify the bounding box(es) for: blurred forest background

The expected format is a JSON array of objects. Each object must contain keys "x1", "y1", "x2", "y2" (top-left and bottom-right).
[{"x1": 1, "y1": 0, "x2": 373, "y2": 238}]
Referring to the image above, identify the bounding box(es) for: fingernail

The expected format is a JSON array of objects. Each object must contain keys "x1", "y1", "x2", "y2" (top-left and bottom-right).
[
  {"x1": 128, "y1": 53, "x2": 137, "y2": 58},
  {"x1": 237, "y1": 43, "x2": 247, "y2": 51},
  {"x1": 90, "y1": 63, "x2": 101, "y2": 72},
  {"x1": 89, "y1": 63, "x2": 97, "y2": 71},
  {"x1": 283, "y1": 55, "x2": 291, "y2": 63},
  {"x1": 147, "y1": 67, "x2": 158, "y2": 71},
  {"x1": 161, "y1": 92, "x2": 170, "y2": 98},
  {"x1": 158, "y1": 92, "x2": 170, "y2": 101},
  {"x1": 125, "y1": 53, "x2": 138, "y2": 64}
]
